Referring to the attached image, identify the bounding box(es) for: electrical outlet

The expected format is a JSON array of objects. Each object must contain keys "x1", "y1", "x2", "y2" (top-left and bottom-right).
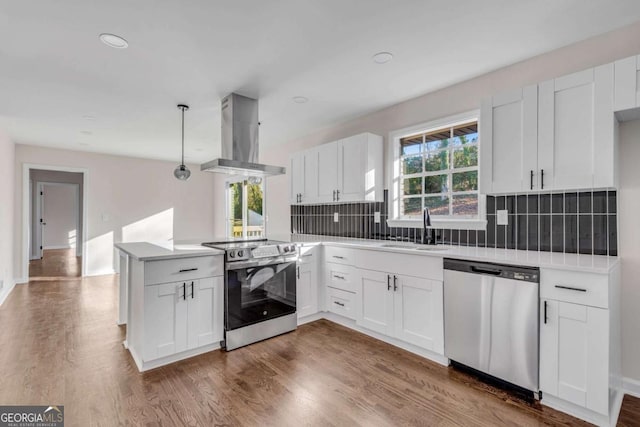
[
  {"x1": 374, "y1": 212, "x2": 381, "y2": 224},
  {"x1": 333, "y1": 212, "x2": 339, "y2": 223},
  {"x1": 497, "y1": 209, "x2": 509, "y2": 225}
]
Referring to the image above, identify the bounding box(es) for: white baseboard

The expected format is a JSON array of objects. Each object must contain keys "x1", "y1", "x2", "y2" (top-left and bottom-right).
[
  {"x1": 14, "y1": 277, "x2": 28, "y2": 285},
  {"x1": 85, "y1": 269, "x2": 116, "y2": 277},
  {"x1": 43, "y1": 245, "x2": 72, "y2": 250},
  {"x1": 623, "y1": 376, "x2": 640, "y2": 398},
  {"x1": 0, "y1": 280, "x2": 16, "y2": 307}
]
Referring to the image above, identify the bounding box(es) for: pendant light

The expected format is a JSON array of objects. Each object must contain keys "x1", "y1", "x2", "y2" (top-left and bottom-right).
[{"x1": 174, "y1": 104, "x2": 191, "y2": 181}]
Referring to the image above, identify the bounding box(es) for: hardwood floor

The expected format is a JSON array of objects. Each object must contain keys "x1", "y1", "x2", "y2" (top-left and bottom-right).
[
  {"x1": 0, "y1": 274, "x2": 638, "y2": 426},
  {"x1": 29, "y1": 248, "x2": 81, "y2": 279}
]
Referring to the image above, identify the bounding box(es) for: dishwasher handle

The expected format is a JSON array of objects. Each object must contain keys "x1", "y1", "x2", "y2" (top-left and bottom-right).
[{"x1": 470, "y1": 266, "x2": 503, "y2": 276}]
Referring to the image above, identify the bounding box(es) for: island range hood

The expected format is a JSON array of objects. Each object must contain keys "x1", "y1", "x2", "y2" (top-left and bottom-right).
[{"x1": 200, "y1": 93, "x2": 286, "y2": 177}]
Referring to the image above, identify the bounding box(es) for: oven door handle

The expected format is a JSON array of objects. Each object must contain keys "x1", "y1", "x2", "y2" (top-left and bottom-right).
[{"x1": 225, "y1": 256, "x2": 298, "y2": 271}]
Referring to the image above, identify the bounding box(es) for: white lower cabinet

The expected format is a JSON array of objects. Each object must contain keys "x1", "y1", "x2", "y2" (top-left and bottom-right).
[
  {"x1": 540, "y1": 299, "x2": 609, "y2": 415},
  {"x1": 297, "y1": 245, "x2": 319, "y2": 319},
  {"x1": 144, "y1": 277, "x2": 224, "y2": 362},
  {"x1": 357, "y1": 269, "x2": 444, "y2": 354}
]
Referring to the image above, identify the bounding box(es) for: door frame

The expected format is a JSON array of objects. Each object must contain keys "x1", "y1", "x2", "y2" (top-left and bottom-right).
[
  {"x1": 22, "y1": 163, "x2": 89, "y2": 280},
  {"x1": 35, "y1": 181, "x2": 81, "y2": 255}
]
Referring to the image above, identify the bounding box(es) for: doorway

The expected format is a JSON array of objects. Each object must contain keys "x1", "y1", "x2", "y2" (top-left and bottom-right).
[{"x1": 26, "y1": 167, "x2": 86, "y2": 280}]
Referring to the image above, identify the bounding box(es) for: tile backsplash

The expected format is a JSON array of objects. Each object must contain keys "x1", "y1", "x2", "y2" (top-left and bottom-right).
[{"x1": 290, "y1": 190, "x2": 618, "y2": 256}]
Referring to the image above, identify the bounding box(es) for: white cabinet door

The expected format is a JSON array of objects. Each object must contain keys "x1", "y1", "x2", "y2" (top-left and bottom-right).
[
  {"x1": 357, "y1": 269, "x2": 394, "y2": 335},
  {"x1": 297, "y1": 263, "x2": 318, "y2": 319},
  {"x1": 393, "y1": 275, "x2": 444, "y2": 354},
  {"x1": 338, "y1": 135, "x2": 366, "y2": 202},
  {"x1": 614, "y1": 55, "x2": 640, "y2": 112},
  {"x1": 538, "y1": 64, "x2": 615, "y2": 190},
  {"x1": 143, "y1": 282, "x2": 187, "y2": 361},
  {"x1": 187, "y1": 277, "x2": 224, "y2": 349},
  {"x1": 302, "y1": 148, "x2": 319, "y2": 204},
  {"x1": 480, "y1": 86, "x2": 538, "y2": 193},
  {"x1": 540, "y1": 299, "x2": 609, "y2": 415},
  {"x1": 317, "y1": 141, "x2": 339, "y2": 203},
  {"x1": 290, "y1": 152, "x2": 305, "y2": 204}
]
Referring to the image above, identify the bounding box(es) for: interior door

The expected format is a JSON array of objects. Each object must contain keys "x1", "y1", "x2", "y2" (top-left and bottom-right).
[{"x1": 36, "y1": 182, "x2": 45, "y2": 258}]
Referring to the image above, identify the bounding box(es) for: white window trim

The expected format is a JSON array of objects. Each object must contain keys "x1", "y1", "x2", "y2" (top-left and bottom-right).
[
  {"x1": 387, "y1": 110, "x2": 487, "y2": 230},
  {"x1": 225, "y1": 176, "x2": 267, "y2": 239}
]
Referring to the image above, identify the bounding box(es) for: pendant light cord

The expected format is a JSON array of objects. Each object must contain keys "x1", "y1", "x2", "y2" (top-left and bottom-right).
[{"x1": 181, "y1": 106, "x2": 185, "y2": 166}]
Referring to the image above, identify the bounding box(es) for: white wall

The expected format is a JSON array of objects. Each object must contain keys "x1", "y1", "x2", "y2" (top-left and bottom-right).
[
  {"x1": 260, "y1": 20, "x2": 640, "y2": 239},
  {"x1": 256, "y1": 21, "x2": 640, "y2": 383},
  {"x1": 0, "y1": 130, "x2": 15, "y2": 305},
  {"x1": 14, "y1": 144, "x2": 222, "y2": 278},
  {"x1": 619, "y1": 119, "x2": 640, "y2": 382},
  {"x1": 41, "y1": 184, "x2": 78, "y2": 250}
]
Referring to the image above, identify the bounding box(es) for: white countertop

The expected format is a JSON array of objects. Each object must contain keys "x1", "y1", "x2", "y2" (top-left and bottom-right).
[
  {"x1": 284, "y1": 234, "x2": 619, "y2": 274},
  {"x1": 115, "y1": 241, "x2": 224, "y2": 261}
]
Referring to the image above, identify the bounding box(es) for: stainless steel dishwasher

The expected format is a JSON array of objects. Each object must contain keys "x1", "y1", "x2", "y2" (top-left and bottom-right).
[{"x1": 443, "y1": 258, "x2": 540, "y2": 394}]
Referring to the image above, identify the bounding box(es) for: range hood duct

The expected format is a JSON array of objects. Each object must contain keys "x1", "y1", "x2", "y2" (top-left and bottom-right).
[{"x1": 200, "y1": 93, "x2": 286, "y2": 177}]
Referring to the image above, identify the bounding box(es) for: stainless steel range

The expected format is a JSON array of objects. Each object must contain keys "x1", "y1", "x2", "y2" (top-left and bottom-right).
[{"x1": 202, "y1": 239, "x2": 298, "y2": 350}]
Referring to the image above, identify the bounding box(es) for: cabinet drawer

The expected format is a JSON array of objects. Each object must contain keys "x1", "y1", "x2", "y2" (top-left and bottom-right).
[
  {"x1": 328, "y1": 287, "x2": 355, "y2": 320},
  {"x1": 540, "y1": 269, "x2": 608, "y2": 309},
  {"x1": 145, "y1": 256, "x2": 223, "y2": 285},
  {"x1": 326, "y1": 263, "x2": 356, "y2": 292},
  {"x1": 324, "y1": 245, "x2": 355, "y2": 265}
]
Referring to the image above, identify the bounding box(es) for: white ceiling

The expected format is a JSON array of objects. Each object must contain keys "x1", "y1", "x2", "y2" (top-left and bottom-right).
[{"x1": 2, "y1": 0, "x2": 640, "y2": 164}]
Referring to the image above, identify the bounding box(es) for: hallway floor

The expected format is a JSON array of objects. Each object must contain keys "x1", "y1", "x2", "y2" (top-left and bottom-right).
[{"x1": 29, "y1": 248, "x2": 81, "y2": 279}]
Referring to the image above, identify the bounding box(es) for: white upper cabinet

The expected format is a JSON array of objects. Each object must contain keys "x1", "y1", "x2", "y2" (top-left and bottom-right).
[
  {"x1": 317, "y1": 141, "x2": 339, "y2": 203},
  {"x1": 289, "y1": 133, "x2": 383, "y2": 204},
  {"x1": 614, "y1": 55, "x2": 640, "y2": 113},
  {"x1": 538, "y1": 64, "x2": 615, "y2": 190},
  {"x1": 480, "y1": 85, "x2": 538, "y2": 193},
  {"x1": 290, "y1": 149, "x2": 319, "y2": 204},
  {"x1": 481, "y1": 63, "x2": 616, "y2": 194},
  {"x1": 289, "y1": 152, "x2": 305, "y2": 204},
  {"x1": 338, "y1": 133, "x2": 384, "y2": 202}
]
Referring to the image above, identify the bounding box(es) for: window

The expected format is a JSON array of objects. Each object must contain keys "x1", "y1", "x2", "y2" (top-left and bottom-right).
[
  {"x1": 226, "y1": 177, "x2": 265, "y2": 238},
  {"x1": 399, "y1": 120, "x2": 478, "y2": 218}
]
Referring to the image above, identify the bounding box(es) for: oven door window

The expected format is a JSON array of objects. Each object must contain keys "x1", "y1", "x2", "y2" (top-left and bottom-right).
[{"x1": 226, "y1": 261, "x2": 296, "y2": 330}]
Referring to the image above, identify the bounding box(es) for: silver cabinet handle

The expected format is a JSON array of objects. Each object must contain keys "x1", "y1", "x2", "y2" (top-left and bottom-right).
[
  {"x1": 544, "y1": 300, "x2": 548, "y2": 324},
  {"x1": 387, "y1": 275, "x2": 391, "y2": 291},
  {"x1": 336, "y1": 189, "x2": 340, "y2": 201},
  {"x1": 393, "y1": 275, "x2": 398, "y2": 292},
  {"x1": 182, "y1": 283, "x2": 186, "y2": 300},
  {"x1": 332, "y1": 190, "x2": 336, "y2": 201},
  {"x1": 179, "y1": 268, "x2": 198, "y2": 273},
  {"x1": 334, "y1": 301, "x2": 345, "y2": 307},
  {"x1": 297, "y1": 266, "x2": 300, "y2": 279},
  {"x1": 332, "y1": 255, "x2": 345, "y2": 259},
  {"x1": 555, "y1": 285, "x2": 587, "y2": 292},
  {"x1": 191, "y1": 281, "x2": 194, "y2": 299},
  {"x1": 333, "y1": 274, "x2": 346, "y2": 280}
]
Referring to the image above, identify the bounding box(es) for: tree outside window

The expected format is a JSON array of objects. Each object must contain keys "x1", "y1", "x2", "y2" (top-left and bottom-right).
[{"x1": 227, "y1": 177, "x2": 265, "y2": 238}]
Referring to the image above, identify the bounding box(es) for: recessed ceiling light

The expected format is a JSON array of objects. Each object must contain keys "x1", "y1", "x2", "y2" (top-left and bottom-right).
[
  {"x1": 293, "y1": 96, "x2": 309, "y2": 104},
  {"x1": 372, "y1": 52, "x2": 393, "y2": 64},
  {"x1": 80, "y1": 130, "x2": 93, "y2": 135},
  {"x1": 99, "y1": 33, "x2": 129, "y2": 49}
]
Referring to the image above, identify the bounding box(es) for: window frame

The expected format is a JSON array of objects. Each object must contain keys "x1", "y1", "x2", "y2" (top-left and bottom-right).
[
  {"x1": 225, "y1": 176, "x2": 267, "y2": 239},
  {"x1": 388, "y1": 110, "x2": 487, "y2": 230}
]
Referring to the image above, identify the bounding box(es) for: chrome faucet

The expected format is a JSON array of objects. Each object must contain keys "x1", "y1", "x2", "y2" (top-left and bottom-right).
[{"x1": 422, "y1": 207, "x2": 436, "y2": 245}]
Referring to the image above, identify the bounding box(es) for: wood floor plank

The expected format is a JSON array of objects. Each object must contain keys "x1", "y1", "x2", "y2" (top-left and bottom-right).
[{"x1": 1, "y1": 270, "x2": 639, "y2": 426}]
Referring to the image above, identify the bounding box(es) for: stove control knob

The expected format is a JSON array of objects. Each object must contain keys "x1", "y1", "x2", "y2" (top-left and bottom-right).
[
  {"x1": 238, "y1": 250, "x2": 244, "y2": 258},
  {"x1": 228, "y1": 251, "x2": 235, "y2": 258},
  {"x1": 283, "y1": 246, "x2": 290, "y2": 253}
]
